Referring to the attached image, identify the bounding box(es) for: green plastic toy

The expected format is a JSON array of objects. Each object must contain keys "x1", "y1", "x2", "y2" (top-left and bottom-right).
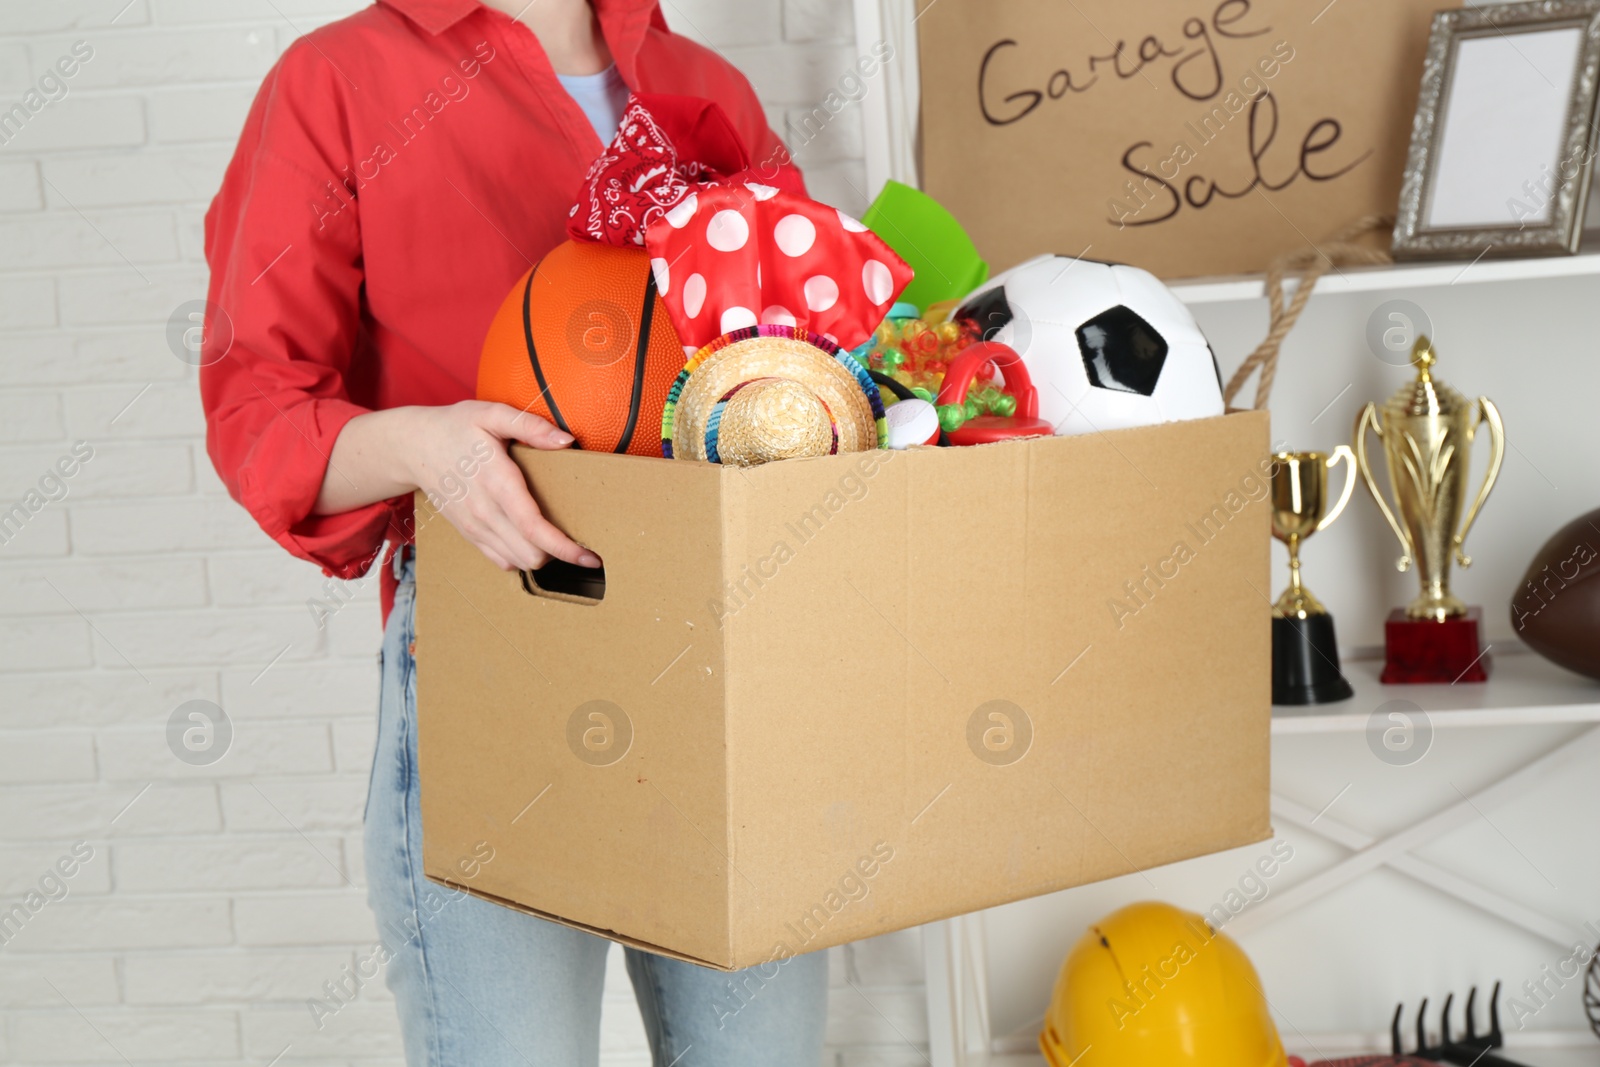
[{"x1": 861, "y1": 180, "x2": 988, "y2": 312}]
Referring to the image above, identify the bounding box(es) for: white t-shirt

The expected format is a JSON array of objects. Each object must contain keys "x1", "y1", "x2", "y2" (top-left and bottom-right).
[{"x1": 557, "y1": 64, "x2": 629, "y2": 143}]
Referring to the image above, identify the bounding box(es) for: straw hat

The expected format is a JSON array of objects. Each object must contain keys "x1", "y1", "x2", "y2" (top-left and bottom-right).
[{"x1": 662, "y1": 325, "x2": 886, "y2": 465}]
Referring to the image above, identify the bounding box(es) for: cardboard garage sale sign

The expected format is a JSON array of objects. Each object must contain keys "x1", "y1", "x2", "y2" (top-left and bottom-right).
[{"x1": 916, "y1": 0, "x2": 1453, "y2": 278}]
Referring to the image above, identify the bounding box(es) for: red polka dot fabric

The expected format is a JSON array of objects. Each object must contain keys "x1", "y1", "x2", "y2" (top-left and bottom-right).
[{"x1": 644, "y1": 183, "x2": 914, "y2": 354}]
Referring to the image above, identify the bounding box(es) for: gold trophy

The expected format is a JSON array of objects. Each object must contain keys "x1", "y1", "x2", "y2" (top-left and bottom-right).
[
  {"x1": 1354, "y1": 336, "x2": 1505, "y2": 683},
  {"x1": 1270, "y1": 447, "x2": 1357, "y2": 703}
]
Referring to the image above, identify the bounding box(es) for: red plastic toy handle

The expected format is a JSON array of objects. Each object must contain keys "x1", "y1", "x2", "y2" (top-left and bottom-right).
[{"x1": 935, "y1": 341, "x2": 1039, "y2": 420}]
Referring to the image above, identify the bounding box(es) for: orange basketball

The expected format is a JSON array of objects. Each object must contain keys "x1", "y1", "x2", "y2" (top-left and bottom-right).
[{"x1": 477, "y1": 240, "x2": 686, "y2": 456}]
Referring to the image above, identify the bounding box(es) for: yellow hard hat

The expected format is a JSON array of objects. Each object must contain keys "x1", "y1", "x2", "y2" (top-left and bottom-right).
[{"x1": 1040, "y1": 901, "x2": 1288, "y2": 1067}]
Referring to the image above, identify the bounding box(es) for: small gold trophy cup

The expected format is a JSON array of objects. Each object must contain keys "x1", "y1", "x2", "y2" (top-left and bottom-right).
[
  {"x1": 1270, "y1": 447, "x2": 1357, "y2": 704},
  {"x1": 1354, "y1": 336, "x2": 1505, "y2": 683}
]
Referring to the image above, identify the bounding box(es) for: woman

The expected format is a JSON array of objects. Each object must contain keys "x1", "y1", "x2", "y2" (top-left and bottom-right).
[{"x1": 199, "y1": 1, "x2": 825, "y2": 1063}]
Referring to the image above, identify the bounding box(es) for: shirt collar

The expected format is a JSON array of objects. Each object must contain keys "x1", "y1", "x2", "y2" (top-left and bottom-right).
[
  {"x1": 378, "y1": 0, "x2": 663, "y2": 37},
  {"x1": 377, "y1": 0, "x2": 665, "y2": 85},
  {"x1": 378, "y1": 0, "x2": 479, "y2": 36}
]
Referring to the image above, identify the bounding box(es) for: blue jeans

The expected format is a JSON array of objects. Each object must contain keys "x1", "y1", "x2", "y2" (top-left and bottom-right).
[{"x1": 364, "y1": 553, "x2": 828, "y2": 1066}]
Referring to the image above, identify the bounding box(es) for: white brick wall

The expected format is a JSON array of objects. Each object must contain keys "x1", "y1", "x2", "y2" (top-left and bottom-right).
[{"x1": 0, "y1": 2, "x2": 922, "y2": 1065}]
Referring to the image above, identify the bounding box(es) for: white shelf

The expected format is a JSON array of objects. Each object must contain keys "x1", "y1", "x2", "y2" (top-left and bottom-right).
[
  {"x1": 1271, "y1": 648, "x2": 1600, "y2": 734},
  {"x1": 1171, "y1": 251, "x2": 1600, "y2": 305}
]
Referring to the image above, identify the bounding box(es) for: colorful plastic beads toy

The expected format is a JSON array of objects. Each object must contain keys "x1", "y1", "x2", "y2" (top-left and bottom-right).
[{"x1": 855, "y1": 313, "x2": 988, "y2": 401}]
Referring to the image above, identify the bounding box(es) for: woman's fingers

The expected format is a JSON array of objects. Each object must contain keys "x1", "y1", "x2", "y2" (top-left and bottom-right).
[
  {"x1": 424, "y1": 402, "x2": 594, "y2": 572},
  {"x1": 476, "y1": 543, "x2": 513, "y2": 572},
  {"x1": 479, "y1": 402, "x2": 575, "y2": 451},
  {"x1": 469, "y1": 490, "x2": 550, "y2": 572},
  {"x1": 490, "y1": 458, "x2": 600, "y2": 569},
  {"x1": 450, "y1": 514, "x2": 515, "y2": 572},
  {"x1": 525, "y1": 509, "x2": 601, "y2": 569}
]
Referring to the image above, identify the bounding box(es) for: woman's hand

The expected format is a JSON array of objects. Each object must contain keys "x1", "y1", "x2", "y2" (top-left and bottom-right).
[
  {"x1": 407, "y1": 402, "x2": 599, "y2": 572},
  {"x1": 315, "y1": 401, "x2": 601, "y2": 573}
]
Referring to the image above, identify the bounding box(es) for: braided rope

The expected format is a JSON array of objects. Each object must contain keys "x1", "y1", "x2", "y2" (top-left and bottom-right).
[{"x1": 1223, "y1": 215, "x2": 1396, "y2": 410}]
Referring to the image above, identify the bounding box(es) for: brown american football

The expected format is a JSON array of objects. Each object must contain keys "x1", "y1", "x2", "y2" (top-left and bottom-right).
[{"x1": 1511, "y1": 506, "x2": 1600, "y2": 681}]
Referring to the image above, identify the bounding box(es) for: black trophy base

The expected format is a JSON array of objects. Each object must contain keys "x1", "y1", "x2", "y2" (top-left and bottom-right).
[{"x1": 1272, "y1": 613, "x2": 1355, "y2": 705}]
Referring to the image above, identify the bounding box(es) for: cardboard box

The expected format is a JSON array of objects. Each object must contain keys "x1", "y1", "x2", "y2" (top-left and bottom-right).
[{"x1": 415, "y1": 410, "x2": 1273, "y2": 970}]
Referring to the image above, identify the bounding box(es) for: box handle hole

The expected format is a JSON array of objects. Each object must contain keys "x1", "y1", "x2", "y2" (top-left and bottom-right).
[{"x1": 520, "y1": 560, "x2": 606, "y2": 603}]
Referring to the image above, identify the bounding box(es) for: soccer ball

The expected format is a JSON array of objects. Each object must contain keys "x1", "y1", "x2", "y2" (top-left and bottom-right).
[{"x1": 953, "y1": 254, "x2": 1224, "y2": 436}]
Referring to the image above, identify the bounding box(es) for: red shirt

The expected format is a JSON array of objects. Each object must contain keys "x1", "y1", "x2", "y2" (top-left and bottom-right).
[{"x1": 200, "y1": 0, "x2": 803, "y2": 622}]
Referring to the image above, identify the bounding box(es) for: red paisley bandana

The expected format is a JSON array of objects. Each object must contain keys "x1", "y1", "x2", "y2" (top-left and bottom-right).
[{"x1": 566, "y1": 92, "x2": 753, "y2": 247}]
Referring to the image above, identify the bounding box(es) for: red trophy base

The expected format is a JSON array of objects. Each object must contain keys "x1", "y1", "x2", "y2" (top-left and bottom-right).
[{"x1": 1381, "y1": 606, "x2": 1490, "y2": 684}]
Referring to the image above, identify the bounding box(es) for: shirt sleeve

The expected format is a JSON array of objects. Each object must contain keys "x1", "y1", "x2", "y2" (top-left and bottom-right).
[{"x1": 200, "y1": 42, "x2": 399, "y2": 580}]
